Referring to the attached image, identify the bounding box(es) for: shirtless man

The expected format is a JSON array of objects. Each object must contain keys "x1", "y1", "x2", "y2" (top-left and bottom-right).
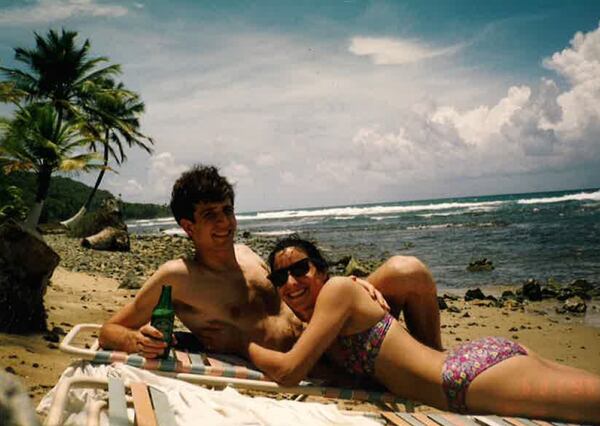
[{"x1": 99, "y1": 165, "x2": 442, "y2": 358}]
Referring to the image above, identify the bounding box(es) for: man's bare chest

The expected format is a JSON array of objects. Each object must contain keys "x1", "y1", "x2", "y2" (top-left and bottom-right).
[{"x1": 173, "y1": 274, "x2": 278, "y2": 328}]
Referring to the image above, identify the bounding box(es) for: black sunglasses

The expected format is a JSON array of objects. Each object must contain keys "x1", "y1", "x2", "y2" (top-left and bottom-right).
[{"x1": 267, "y1": 257, "x2": 312, "y2": 288}]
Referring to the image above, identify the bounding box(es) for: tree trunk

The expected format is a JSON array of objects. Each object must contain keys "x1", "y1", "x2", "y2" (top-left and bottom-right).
[
  {"x1": 61, "y1": 130, "x2": 110, "y2": 229},
  {"x1": 23, "y1": 166, "x2": 52, "y2": 230},
  {"x1": 59, "y1": 205, "x2": 87, "y2": 228}
]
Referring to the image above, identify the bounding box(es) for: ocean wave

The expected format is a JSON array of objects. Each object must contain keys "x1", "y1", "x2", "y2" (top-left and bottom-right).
[
  {"x1": 419, "y1": 211, "x2": 462, "y2": 218},
  {"x1": 253, "y1": 229, "x2": 296, "y2": 236},
  {"x1": 238, "y1": 200, "x2": 506, "y2": 221},
  {"x1": 128, "y1": 217, "x2": 177, "y2": 227},
  {"x1": 372, "y1": 215, "x2": 401, "y2": 221},
  {"x1": 162, "y1": 227, "x2": 186, "y2": 236},
  {"x1": 517, "y1": 190, "x2": 600, "y2": 205},
  {"x1": 407, "y1": 222, "x2": 501, "y2": 230}
]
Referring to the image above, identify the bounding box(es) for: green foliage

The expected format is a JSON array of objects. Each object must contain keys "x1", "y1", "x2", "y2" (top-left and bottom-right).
[
  {"x1": 121, "y1": 202, "x2": 170, "y2": 220},
  {"x1": 0, "y1": 183, "x2": 27, "y2": 224}
]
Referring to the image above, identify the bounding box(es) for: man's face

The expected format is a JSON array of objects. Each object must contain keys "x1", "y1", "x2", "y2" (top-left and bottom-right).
[{"x1": 181, "y1": 198, "x2": 237, "y2": 250}]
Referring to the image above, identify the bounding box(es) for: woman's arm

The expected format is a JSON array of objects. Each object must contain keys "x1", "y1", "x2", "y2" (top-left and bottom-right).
[{"x1": 248, "y1": 277, "x2": 355, "y2": 386}]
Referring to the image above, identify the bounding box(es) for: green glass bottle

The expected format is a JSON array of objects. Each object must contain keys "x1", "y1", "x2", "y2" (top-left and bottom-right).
[{"x1": 151, "y1": 285, "x2": 175, "y2": 359}]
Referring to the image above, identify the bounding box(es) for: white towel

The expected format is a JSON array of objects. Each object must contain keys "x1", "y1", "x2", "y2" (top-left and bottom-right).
[{"x1": 37, "y1": 361, "x2": 381, "y2": 426}]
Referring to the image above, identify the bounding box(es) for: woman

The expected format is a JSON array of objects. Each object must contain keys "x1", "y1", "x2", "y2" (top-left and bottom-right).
[{"x1": 246, "y1": 236, "x2": 600, "y2": 423}]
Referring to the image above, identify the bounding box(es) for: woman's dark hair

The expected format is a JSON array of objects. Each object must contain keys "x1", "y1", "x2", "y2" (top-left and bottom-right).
[
  {"x1": 267, "y1": 234, "x2": 329, "y2": 273},
  {"x1": 170, "y1": 164, "x2": 235, "y2": 224}
]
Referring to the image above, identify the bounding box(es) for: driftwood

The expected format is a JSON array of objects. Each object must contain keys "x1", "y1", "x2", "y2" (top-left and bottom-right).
[
  {"x1": 81, "y1": 226, "x2": 130, "y2": 251},
  {"x1": 0, "y1": 220, "x2": 59, "y2": 333}
]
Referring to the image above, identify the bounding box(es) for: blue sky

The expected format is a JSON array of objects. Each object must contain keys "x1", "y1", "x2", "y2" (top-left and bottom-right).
[{"x1": 1, "y1": 1, "x2": 599, "y2": 212}]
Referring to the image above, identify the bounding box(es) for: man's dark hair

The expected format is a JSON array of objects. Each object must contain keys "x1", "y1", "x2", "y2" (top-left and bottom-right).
[
  {"x1": 170, "y1": 164, "x2": 235, "y2": 224},
  {"x1": 267, "y1": 234, "x2": 329, "y2": 274}
]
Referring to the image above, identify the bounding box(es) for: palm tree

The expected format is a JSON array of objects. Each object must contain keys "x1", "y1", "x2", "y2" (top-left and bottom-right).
[
  {"x1": 0, "y1": 103, "x2": 102, "y2": 228},
  {"x1": 61, "y1": 78, "x2": 153, "y2": 227},
  {"x1": 0, "y1": 28, "x2": 120, "y2": 138}
]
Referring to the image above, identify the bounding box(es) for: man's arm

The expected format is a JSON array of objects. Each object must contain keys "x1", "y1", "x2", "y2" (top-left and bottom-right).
[{"x1": 99, "y1": 260, "x2": 180, "y2": 357}]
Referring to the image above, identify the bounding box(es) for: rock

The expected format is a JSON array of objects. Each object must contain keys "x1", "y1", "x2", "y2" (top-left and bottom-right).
[
  {"x1": 51, "y1": 326, "x2": 65, "y2": 336},
  {"x1": 119, "y1": 270, "x2": 141, "y2": 289},
  {"x1": 447, "y1": 306, "x2": 461, "y2": 313},
  {"x1": 540, "y1": 285, "x2": 559, "y2": 299},
  {"x1": 43, "y1": 332, "x2": 60, "y2": 343},
  {"x1": 501, "y1": 290, "x2": 516, "y2": 299},
  {"x1": 464, "y1": 288, "x2": 486, "y2": 301},
  {"x1": 556, "y1": 287, "x2": 575, "y2": 301},
  {"x1": 569, "y1": 279, "x2": 593, "y2": 293},
  {"x1": 522, "y1": 279, "x2": 542, "y2": 301},
  {"x1": 466, "y1": 258, "x2": 494, "y2": 272},
  {"x1": 437, "y1": 297, "x2": 448, "y2": 310},
  {"x1": 556, "y1": 297, "x2": 587, "y2": 314},
  {"x1": 0, "y1": 221, "x2": 60, "y2": 333},
  {"x1": 343, "y1": 257, "x2": 370, "y2": 277},
  {"x1": 0, "y1": 371, "x2": 41, "y2": 425},
  {"x1": 443, "y1": 293, "x2": 460, "y2": 301},
  {"x1": 81, "y1": 226, "x2": 130, "y2": 252},
  {"x1": 567, "y1": 279, "x2": 593, "y2": 300}
]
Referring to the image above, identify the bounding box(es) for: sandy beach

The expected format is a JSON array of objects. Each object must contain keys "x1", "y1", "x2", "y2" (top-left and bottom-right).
[{"x1": 1, "y1": 234, "x2": 599, "y2": 417}]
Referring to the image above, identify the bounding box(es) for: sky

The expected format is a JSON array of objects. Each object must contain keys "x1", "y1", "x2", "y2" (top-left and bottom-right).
[{"x1": 1, "y1": 0, "x2": 599, "y2": 212}]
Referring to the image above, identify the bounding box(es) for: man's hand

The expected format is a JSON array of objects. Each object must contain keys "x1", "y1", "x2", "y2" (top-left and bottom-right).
[
  {"x1": 133, "y1": 323, "x2": 177, "y2": 358},
  {"x1": 350, "y1": 275, "x2": 390, "y2": 312}
]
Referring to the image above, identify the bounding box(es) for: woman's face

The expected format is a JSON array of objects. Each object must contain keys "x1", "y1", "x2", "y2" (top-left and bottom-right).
[{"x1": 271, "y1": 246, "x2": 327, "y2": 322}]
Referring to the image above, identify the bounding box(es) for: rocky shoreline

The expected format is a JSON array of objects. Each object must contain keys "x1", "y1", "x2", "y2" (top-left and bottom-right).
[{"x1": 44, "y1": 232, "x2": 600, "y2": 324}]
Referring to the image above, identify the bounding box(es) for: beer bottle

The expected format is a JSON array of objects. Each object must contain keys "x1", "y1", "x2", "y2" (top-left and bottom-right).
[{"x1": 151, "y1": 285, "x2": 175, "y2": 359}]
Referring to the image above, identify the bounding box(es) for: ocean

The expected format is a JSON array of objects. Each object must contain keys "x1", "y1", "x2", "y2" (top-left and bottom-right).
[{"x1": 127, "y1": 188, "x2": 600, "y2": 290}]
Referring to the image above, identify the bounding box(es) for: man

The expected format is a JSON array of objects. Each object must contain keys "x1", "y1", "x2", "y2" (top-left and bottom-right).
[{"x1": 99, "y1": 165, "x2": 442, "y2": 358}]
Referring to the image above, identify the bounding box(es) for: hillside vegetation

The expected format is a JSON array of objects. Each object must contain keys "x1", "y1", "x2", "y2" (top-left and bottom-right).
[{"x1": 3, "y1": 171, "x2": 169, "y2": 222}]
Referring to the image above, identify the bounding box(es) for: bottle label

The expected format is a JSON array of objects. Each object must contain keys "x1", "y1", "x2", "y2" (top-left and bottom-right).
[{"x1": 152, "y1": 317, "x2": 174, "y2": 343}]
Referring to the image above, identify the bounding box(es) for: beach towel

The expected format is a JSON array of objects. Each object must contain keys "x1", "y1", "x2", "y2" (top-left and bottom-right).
[{"x1": 37, "y1": 361, "x2": 380, "y2": 426}]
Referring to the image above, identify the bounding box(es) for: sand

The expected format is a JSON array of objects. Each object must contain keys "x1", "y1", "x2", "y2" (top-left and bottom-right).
[{"x1": 1, "y1": 266, "x2": 599, "y2": 416}]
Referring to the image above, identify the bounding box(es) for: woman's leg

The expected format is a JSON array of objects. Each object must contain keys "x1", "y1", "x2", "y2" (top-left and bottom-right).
[{"x1": 466, "y1": 352, "x2": 600, "y2": 423}]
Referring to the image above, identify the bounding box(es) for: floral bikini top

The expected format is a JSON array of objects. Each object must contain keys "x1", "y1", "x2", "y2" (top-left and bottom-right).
[{"x1": 336, "y1": 312, "x2": 394, "y2": 376}]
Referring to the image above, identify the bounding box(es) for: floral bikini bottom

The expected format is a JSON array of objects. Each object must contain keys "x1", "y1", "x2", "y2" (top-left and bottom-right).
[{"x1": 442, "y1": 336, "x2": 528, "y2": 413}]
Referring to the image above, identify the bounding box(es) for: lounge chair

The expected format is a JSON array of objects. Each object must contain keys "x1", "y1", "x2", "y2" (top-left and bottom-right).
[
  {"x1": 59, "y1": 323, "x2": 413, "y2": 407},
  {"x1": 43, "y1": 373, "x2": 385, "y2": 426},
  {"x1": 45, "y1": 375, "x2": 577, "y2": 426},
  {"x1": 52, "y1": 325, "x2": 584, "y2": 426}
]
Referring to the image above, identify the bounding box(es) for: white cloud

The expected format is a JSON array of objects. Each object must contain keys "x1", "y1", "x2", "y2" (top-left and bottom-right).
[
  {"x1": 431, "y1": 85, "x2": 532, "y2": 146},
  {"x1": 255, "y1": 153, "x2": 276, "y2": 167},
  {"x1": 105, "y1": 178, "x2": 143, "y2": 199},
  {"x1": 344, "y1": 23, "x2": 600, "y2": 185},
  {"x1": 48, "y1": 17, "x2": 599, "y2": 209},
  {"x1": 148, "y1": 152, "x2": 188, "y2": 199},
  {"x1": 542, "y1": 25, "x2": 600, "y2": 138},
  {"x1": 348, "y1": 36, "x2": 464, "y2": 65},
  {"x1": 0, "y1": 0, "x2": 128, "y2": 25},
  {"x1": 222, "y1": 162, "x2": 252, "y2": 186}
]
